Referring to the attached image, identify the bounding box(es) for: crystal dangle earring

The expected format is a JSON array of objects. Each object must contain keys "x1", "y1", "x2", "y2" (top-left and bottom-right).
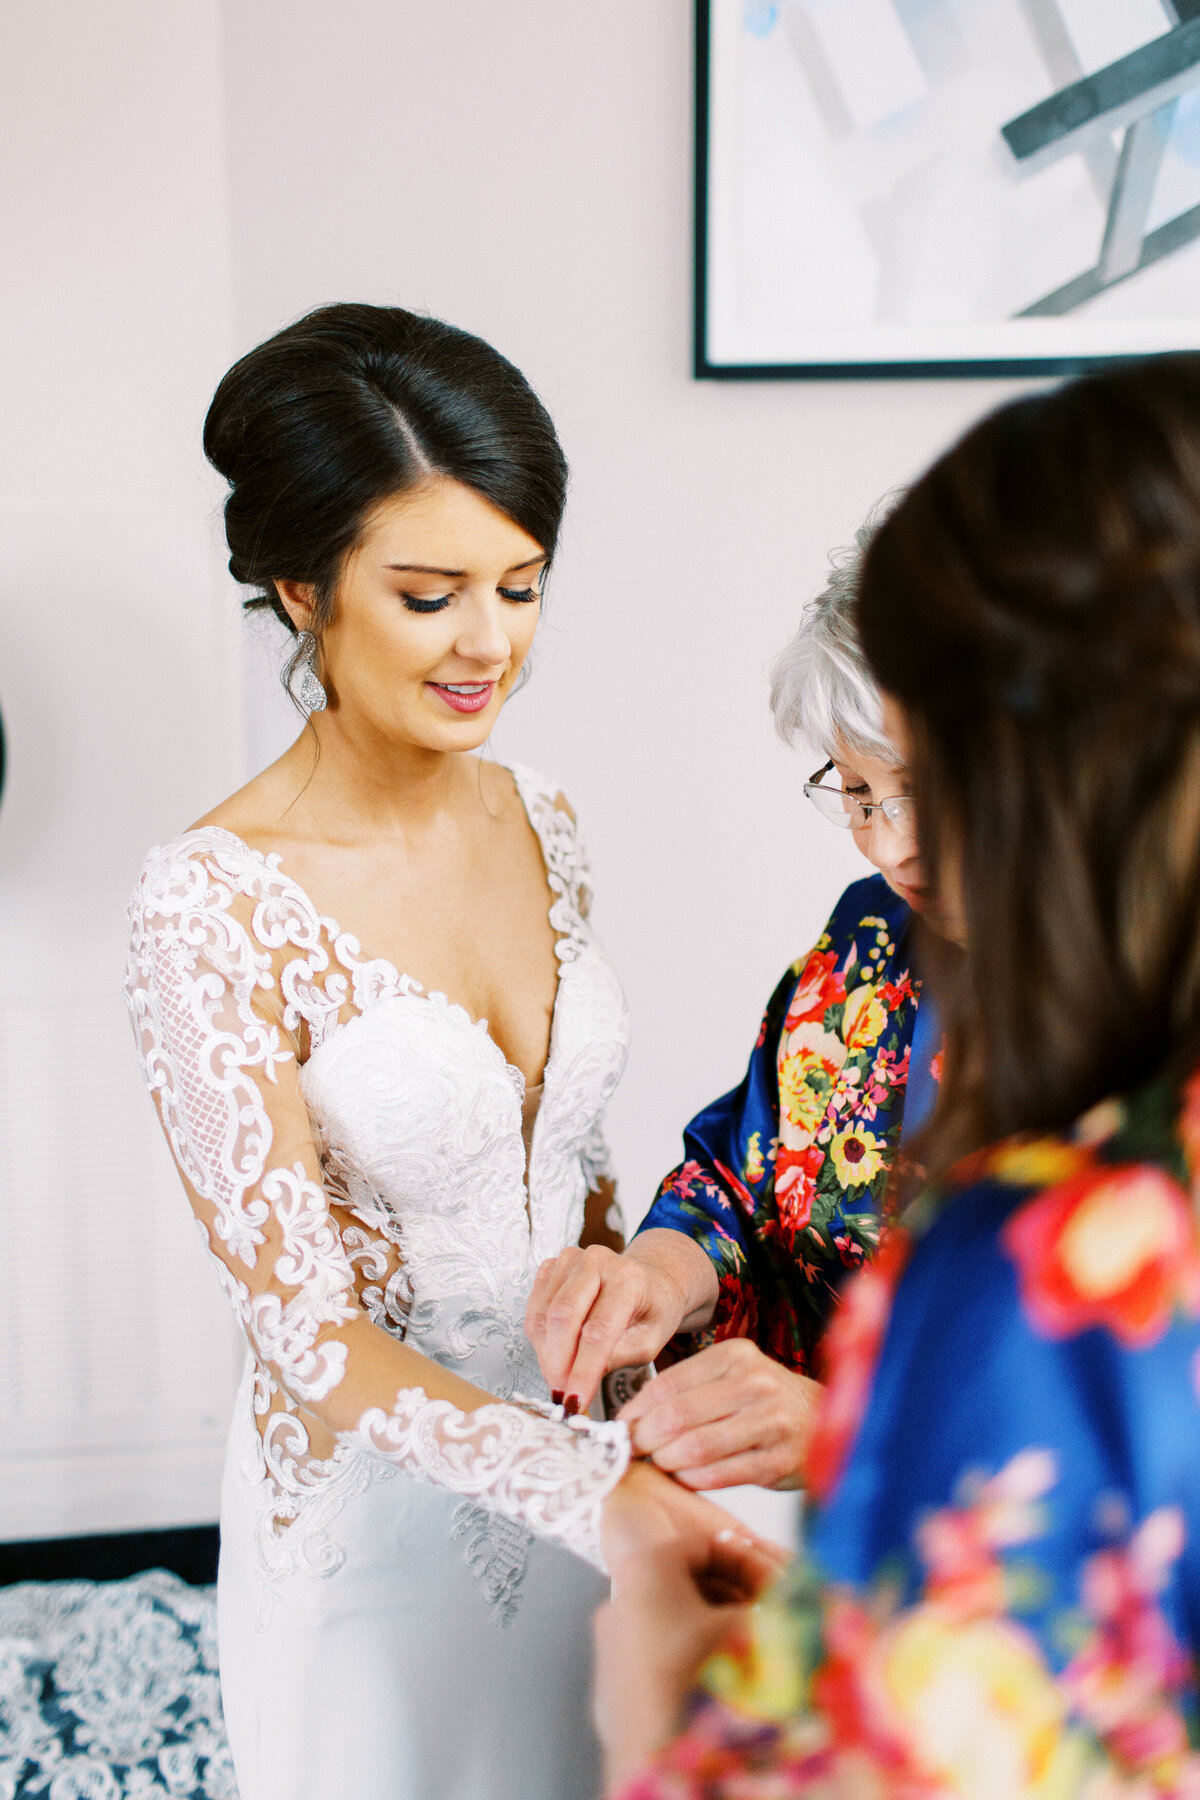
[{"x1": 284, "y1": 629, "x2": 328, "y2": 715}]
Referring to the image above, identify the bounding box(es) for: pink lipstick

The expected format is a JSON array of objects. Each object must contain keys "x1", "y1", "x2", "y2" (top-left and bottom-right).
[{"x1": 427, "y1": 681, "x2": 495, "y2": 714}]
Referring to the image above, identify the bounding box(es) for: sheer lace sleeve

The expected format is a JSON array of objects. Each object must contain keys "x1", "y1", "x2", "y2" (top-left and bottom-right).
[{"x1": 124, "y1": 841, "x2": 629, "y2": 1570}]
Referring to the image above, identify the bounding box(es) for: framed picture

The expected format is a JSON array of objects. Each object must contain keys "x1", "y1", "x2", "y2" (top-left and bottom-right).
[{"x1": 696, "y1": 0, "x2": 1200, "y2": 377}]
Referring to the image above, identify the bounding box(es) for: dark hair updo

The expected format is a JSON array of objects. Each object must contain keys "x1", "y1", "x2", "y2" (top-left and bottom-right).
[
  {"x1": 858, "y1": 353, "x2": 1200, "y2": 1169},
  {"x1": 203, "y1": 303, "x2": 569, "y2": 635}
]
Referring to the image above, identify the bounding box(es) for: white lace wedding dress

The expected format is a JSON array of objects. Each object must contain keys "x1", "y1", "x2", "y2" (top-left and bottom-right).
[{"x1": 124, "y1": 765, "x2": 632, "y2": 1800}]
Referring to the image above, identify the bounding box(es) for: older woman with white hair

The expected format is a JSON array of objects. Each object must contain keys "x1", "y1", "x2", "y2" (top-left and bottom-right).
[{"x1": 526, "y1": 507, "x2": 951, "y2": 1490}]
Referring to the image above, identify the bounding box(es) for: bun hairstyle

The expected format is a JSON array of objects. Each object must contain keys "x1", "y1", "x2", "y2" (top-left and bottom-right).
[
  {"x1": 857, "y1": 354, "x2": 1200, "y2": 1168},
  {"x1": 203, "y1": 303, "x2": 569, "y2": 636}
]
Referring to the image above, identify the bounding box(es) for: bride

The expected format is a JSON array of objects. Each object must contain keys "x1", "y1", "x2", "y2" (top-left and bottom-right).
[{"x1": 124, "y1": 304, "x2": 773, "y2": 1800}]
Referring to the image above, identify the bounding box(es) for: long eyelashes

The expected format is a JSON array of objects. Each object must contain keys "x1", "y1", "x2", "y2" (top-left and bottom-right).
[
  {"x1": 401, "y1": 587, "x2": 540, "y2": 615},
  {"x1": 403, "y1": 596, "x2": 451, "y2": 614}
]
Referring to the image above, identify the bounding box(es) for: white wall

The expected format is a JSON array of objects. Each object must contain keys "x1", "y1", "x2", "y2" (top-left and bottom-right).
[
  {"x1": 0, "y1": 1, "x2": 244, "y2": 1537},
  {"x1": 3, "y1": 0, "x2": 1032, "y2": 1541}
]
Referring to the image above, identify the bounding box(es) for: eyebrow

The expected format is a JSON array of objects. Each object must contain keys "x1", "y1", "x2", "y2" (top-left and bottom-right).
[{"x1": 384, "y1": 554, "x2": 546, "y2": 577}]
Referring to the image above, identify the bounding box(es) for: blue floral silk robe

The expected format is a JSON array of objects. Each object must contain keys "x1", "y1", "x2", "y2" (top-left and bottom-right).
[
  {"x1": 637, "y1": 874, "x2": 926, "y2": 1375},
  {"x1": 620, "y1": 1063, "x2": 1200, "y2": 1798}
]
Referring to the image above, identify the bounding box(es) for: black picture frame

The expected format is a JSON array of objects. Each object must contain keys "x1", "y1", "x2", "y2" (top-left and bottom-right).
[{"x1": 694, "y1": 0, "x2": 1200, "y2": 381}]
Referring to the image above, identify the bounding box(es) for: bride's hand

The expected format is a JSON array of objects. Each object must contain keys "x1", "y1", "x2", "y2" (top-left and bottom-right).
[
  {"x1": 605, "y1": 1459, "x2": 788, "y2": 1600},
  {"x1": 595, "y1": 1463, "x2": 789, "y2": 1794}
]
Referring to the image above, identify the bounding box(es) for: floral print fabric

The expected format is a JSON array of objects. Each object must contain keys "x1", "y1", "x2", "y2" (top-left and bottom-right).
[
  {"x1": 637, "y1": 875, "x2": 921, "y2": 1375},
  {"x1": 623, "y1": 1067, "x2": 1200, "y2": 1798}
]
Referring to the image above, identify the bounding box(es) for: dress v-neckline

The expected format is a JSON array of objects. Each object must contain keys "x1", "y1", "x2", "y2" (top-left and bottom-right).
[{"x1": 192, "y1": 769, "x2": 571, "y2": 1100}]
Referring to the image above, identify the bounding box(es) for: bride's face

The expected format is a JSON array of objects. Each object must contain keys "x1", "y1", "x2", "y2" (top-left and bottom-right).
[{"x1": 280, "y1": 475, "x2": 546, "y2": 754}]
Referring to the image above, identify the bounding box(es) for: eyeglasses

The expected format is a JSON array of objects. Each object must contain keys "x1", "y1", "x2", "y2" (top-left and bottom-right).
[{"x1": 803, "y1": 760, "x2": 917, "y2": 831}]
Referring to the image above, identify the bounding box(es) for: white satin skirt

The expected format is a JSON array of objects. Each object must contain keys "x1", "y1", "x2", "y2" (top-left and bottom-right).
[{"x1": 216, "y1": 1385, "x2": 607, "y2": 1800}]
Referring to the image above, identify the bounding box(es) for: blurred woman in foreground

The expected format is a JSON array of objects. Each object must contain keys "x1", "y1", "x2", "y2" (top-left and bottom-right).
[{"x1": 596, "y1": 355, "x2": 1200, "y2": 1797}]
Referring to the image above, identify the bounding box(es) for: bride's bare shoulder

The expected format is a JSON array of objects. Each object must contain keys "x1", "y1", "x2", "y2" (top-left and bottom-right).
[
  {"x1": 487, "y1": 759, "x2": 576, "y2": 824},
  {"x1": 188, "y1": 756, "x2": 305, "y2": 847},
  {"x1": 477, "y1": 759, "x2": 524, "y2": 817}
]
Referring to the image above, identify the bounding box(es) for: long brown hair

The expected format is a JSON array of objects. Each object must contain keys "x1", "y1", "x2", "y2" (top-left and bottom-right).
[{"x1": 858, "y1": 355, "x2": 1200, "y2": 1170}]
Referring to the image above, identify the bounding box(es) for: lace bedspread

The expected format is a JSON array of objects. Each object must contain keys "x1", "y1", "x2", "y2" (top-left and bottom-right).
[{"x1": 0, "y1": 1573, "x2": 235, "y2": 1799}]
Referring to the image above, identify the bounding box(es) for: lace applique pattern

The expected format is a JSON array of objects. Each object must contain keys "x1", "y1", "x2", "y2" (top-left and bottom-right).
[
  {"x1": 509, "y1": 762, "x2": 595, "y2": 961},
  {"x1": 451, "y1": 1503, "x2": 535, "y2": 1631},
  {"x1": 125, "y1": 767, "x2": 630, "y2": 1626},
  {"x1": 356, "y1": 1390, "x2": 628, "y2": 1572}
]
